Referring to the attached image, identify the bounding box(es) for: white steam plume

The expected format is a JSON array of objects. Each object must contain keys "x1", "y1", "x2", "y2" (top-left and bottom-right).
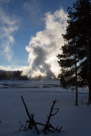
[
  {"x1": 25, "y1": 8, "x2": 67, "y2": 79},
  {"x1": 0, "y1": 6, "x2": 19, "y2": 62}
]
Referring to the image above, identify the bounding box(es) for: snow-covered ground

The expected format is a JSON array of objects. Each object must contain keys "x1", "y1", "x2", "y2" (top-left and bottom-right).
[
  {"x1": 0, "y1": 79, "x2": 60, "y2": 88},
  {"x1": 0, "y1": 80, "x2": 91, "y2": 136}
]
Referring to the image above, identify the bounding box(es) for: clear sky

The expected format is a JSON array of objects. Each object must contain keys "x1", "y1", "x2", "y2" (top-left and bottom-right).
[{"x1": 0, "y1": 0, "x2": 75, "y2": 78}]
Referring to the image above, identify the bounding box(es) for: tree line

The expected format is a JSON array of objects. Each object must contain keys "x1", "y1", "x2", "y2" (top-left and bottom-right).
[
  {"x1": 0, "y1": 70, "x2": 28, "y2": 80},
  {"x1": 57, "y1": 0, "x2": 91, "y2": 105}
]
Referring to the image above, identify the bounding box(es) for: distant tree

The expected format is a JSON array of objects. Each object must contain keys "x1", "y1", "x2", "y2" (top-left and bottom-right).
[
  {"x1": 0, "y1": 70, "x2": 28, "y2": 80},
  {"x1": 57, "y1": 0, "x2": 91, "y2": 105}
]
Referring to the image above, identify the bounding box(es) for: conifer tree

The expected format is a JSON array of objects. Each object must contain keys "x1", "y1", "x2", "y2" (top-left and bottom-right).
[{"x1": 58, "y1": 0, "x2": 91, "y2": 104}]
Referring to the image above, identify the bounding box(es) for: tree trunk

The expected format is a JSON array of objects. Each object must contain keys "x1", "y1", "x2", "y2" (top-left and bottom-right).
[
  {"x1": 88, "y1": 81, "x2": 91, "y2": 104},
  {"x1": 87, "y1": 33, "x2": 91, "y2": 104},
  {"x1": 75, "y1": 51, "x2": 78, "y2": 106},
  {"x1": 87, "y1": 6, "x2": 91, "y2": 104},
  {"x1": 75, "y1": 85, "x2": 78, "y2": 105}
]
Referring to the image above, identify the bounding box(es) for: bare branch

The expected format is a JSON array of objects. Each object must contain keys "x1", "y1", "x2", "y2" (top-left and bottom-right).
[
  {"x1": 43, "y1": 99, "x2": 61, "y2": 134},
  {"x1": 21, "y1": 96, "x2": 32, "y2": 120},
  {"x1": 20, "y1": 97, "x2": 62, "y2": 135},
  {"x1": 51, "y1": 108, "x2": 59, "y2": 116},
  {"x1": 21, "y1": 96, "x2": 40, "y2": 135}
]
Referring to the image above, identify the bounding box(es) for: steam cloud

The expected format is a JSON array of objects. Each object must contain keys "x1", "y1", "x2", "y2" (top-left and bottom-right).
[
  {"x1": 24, "y1": 9, "x2": 67, "y2": 79},
  {"x1": 0, "y1": 4, "x2": 19, "y2": 62}
]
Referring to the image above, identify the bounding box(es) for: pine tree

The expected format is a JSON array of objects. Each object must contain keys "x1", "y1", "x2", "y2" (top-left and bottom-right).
[{"x1": 58, "y1": 0, "x2": 91, "y2": 104}]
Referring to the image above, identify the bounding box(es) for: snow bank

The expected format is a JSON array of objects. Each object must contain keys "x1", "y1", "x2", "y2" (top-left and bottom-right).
[{"x1": 0, "y1": 81, "x2": 90, "y2": 136}]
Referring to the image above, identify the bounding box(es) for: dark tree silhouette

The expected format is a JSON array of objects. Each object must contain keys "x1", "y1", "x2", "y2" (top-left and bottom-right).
[
  {"x1": 0, "y1": 70, "x2": 28, "y2": 80},
  {"x1": 57, "y1": 0, "x2": 91, "y2": 105}
]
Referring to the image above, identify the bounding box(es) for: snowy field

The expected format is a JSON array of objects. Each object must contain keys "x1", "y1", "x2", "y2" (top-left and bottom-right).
[
  {"x1": 0, "y1": 80, "x2": 91, "y2": 136},
  {"x1": 0, "y1": 79, "x2": 60, "y2": 88}
]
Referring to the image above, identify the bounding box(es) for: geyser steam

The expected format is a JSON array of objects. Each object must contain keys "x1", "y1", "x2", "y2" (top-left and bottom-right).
[{"x1": 24, "y1": 8, "x2": 67, "y2": 79}]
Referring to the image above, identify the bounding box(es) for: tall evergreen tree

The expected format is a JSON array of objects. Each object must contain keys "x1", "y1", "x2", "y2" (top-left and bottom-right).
[{"x1": 57, "y1": 0, "x2": 91, "y2": 104}]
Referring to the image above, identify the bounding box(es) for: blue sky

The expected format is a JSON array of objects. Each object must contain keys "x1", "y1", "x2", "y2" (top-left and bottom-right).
[{"x1": 0, "y1": 0, "x2": 75, "y2": 77}]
